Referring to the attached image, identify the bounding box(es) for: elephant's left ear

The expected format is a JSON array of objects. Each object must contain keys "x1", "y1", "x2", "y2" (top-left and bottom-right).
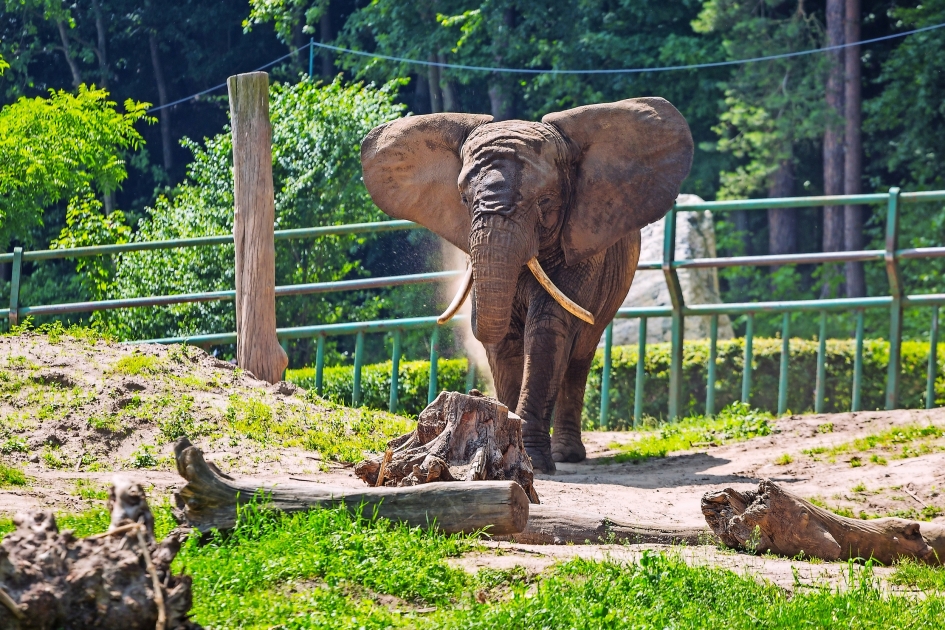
[{"x1": 542, "y1": 97, "x2": 693, "y2": 266}]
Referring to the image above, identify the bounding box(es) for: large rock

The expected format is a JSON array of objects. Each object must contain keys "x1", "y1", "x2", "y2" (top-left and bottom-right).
[{"x1": 611, "y1": 194, "x2": 734, "y2": 345}]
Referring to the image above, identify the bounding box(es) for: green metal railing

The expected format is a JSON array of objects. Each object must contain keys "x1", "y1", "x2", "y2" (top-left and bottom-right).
[{"x1": 5, "y1": 188, "x2": 945, "y2": 420}]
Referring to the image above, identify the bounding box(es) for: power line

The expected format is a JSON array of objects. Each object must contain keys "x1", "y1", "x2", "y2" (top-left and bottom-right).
[
  {"x1": 148, "y1": 21, "x2": 945, "y2": 113},
  {"x1": 315, "y1": 21, "x2": 945, "y2": 74}
]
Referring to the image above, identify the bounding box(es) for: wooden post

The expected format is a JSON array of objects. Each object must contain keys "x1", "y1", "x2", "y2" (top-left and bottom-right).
[{"x1": 228, "y1": 71, "x2": 287, "y2": 384}]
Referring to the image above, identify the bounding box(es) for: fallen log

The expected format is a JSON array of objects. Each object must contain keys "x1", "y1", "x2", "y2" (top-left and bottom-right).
[
  {"x1": 355, "y1": 391, "x2": 540, "y2": 503},
  {"x1": 172, "y1": 438, "x2": 529, "y2": 535},
  {"x1": 500, "y1": 505, "x2": 711, "y2": 545},
  {"x1": 0, "y1": 477, "x2": 196, "y2": 630},
  {"x1": 702, "y1": 479, "x2": 945, "y2": 565}
]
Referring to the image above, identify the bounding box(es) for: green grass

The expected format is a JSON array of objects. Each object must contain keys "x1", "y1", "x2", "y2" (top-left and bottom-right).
[
  {"x1": 774, "y1": 453, "x2": 793, "y2": 465},
  {"x1": 4, "y1": 501, "x2": 945, "y2": 627},
  {"x1": 606, "y1": 402, "x2": 772, "y2": 462},
  {"x1": 0, "y1": 461, "x2": 28, "y2": 487},
  {"x1": 72, "y1": 479, "x2": 109, "y2": 500},
  {"x1": 110, "y1": 353, "x2": 164, "y2": 376},
  {"x1": 802, "y1": 424, "x2": 944, "y2": 463}
]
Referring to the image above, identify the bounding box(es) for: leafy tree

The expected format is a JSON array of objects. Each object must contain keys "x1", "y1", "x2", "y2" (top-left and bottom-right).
[
  {"x1": 104, "y1": 77, "x2": 407, "y2": 363},
  {"x1": 0, "y1": 85, "x2": 148, "y2": 250}
]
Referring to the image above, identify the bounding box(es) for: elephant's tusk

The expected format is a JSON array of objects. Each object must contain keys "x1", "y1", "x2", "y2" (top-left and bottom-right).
[
  {"x1": 526, "y1": 258, "x2": 595, "y2": 325},
  {"x1": 437, "y1": 264, "x2": 474, "y2": 325}
]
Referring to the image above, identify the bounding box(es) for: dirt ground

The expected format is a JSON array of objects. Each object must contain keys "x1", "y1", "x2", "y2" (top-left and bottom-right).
[{"x1": 3, "y1": 332, "x2": 945, "y2": 589}]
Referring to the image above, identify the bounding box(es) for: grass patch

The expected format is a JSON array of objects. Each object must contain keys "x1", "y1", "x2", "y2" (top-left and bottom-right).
[
  {"x1": 110, "y1": 353, "x2": 164, "y2": 377},
  {"x1": 130, "y1": 445, "x2": 160, "y2": 469},
  {"x1": 606, "y1": 402, "x2": 772, "y2": 463},
  {"x1": 0, "y1": 461, "x2": 28, "y2": 487},
  {"x1": 803, "y1": 424, "x2": 945, "y2": 463},
  {"x1": 72, "y1": 479, "x2": 109, "y2": 501},
  {"x1": 774, "y1": 453, "x2": 793, "y2": 465}
]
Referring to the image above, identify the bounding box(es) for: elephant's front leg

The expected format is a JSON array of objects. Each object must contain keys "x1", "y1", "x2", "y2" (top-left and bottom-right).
[
  {"x1": 551, "y1": 355, "x2": 594, "y2": 463},
  {"x1": 517, "y1": 302, "x2": 572, "y2": 475}
]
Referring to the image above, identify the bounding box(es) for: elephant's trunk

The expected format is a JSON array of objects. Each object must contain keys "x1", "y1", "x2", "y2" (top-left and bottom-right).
[{"x1": 469, "y1": 221, "x2": 530, "y2": 345}]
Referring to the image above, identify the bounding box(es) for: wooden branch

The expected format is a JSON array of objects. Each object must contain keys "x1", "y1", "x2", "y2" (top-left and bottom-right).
[
  {"x1": 173, "y1": 438, "x2": 530, "y2": 535},
  {"x1": 228, "y1": 71, "x2": 288, "y2": 384},
  {"x1": 500, "y1": 505, "x2": 711, "y2": 545},
  {"x1": 702, "y1": 479, "x2": 945, "y2": 565}
]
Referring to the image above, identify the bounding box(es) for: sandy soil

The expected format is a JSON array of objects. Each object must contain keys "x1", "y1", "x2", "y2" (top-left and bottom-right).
[{"x1": 3, "y1": 332, "x2": 945, "y2": 587}]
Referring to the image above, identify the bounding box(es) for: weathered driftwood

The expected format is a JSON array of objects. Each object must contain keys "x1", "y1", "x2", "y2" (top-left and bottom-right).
[
  {"x1": 500, "y1": 505, "x2": 711, "y2": 545},
  {"x1": 702, "y1": 479, "x2": 945, "y2": 565},
  {"x1": 355, "y1": 391, "x2": 540, "y2": 503},
  {"x1": 172, "y1": 438, "x2": 529, "y2": 535},
  {"x1": 0, "y1": 477, "x2": 196, "y2": 630}
]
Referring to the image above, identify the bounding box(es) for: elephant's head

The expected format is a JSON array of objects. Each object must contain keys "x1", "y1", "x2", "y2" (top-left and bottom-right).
[{"x1": 360, "y1": 98, "x2": 694, "y2": 344}]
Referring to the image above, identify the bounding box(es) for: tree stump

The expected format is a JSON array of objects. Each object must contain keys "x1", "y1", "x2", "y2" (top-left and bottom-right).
[
  {"x1": 355, "y1": 391, "x2": 540, "y2": 503},
  {"x1": 702, "y1": 479, "x2": 945, "y2": 565},
  {"x1": 172, "y1": 438, "x2": 529, "y2": 536},
  {"x1": 228, "y1": 71, "x2": 287, "y2": 384},
  {"x1": 0, "y1": 477, "x2": 196, "y2": 630}
]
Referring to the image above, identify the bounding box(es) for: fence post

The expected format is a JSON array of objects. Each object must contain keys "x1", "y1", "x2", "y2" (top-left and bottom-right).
[
  {"x1": 8, "y1": 247, "x2": 22, "y2": 329},
  {"x1": 389, "y1": 329, "x2": 402, "y2": 413},
  {"x1": 815, "y1": 310, "x2": 827, "y2": 413},
  {"x1": 706, "y1": 314, "x2": 718, "y2": 416},
  {"x1": 599, "y1": 321, "x2": 613, "y2": 429},
  {"x1": 352, "y1": 330, "x2": 364, "y2": 407},
  {"x1": 229, "y1": 71, "x2": 287, "y2": 384},
  {"x1": 314, "y1": 335, "x2": 325, "y2": 395},
  {"x1": 741, "y1": 312, "x2": 754, "y2": 405},
  {"x1": 777, "y1": 312, "x2": 790, "y2": 416},
  {"x1": 428, "y1": 326, "x2": 439, "y2": 404},
  {"x1": 852, "y1": 310, "x2": 864, "y2": 411},
  {"x1": 927, "y1": 306, "x2": 939, "y2": 410},
  {"x1": 884, "y1": 187, "x2": 903, "y2": 410},
  {"x1": 633, "y1": 317, "x2": 647, "y2": 428},
  {"x1": 662, "y1": 206, "x2": 685, "y2": 420}
]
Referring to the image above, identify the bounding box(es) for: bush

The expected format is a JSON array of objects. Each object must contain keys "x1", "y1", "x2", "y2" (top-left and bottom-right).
[
  {"x1": 290, "y1": 338, "x2": 943, "y2": 423},
  {"x1": 288, "y1": 359, "x2": 485, "y2": 416}
]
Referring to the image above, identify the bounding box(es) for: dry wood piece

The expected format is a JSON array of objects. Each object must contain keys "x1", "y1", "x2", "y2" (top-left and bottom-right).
[
  {"x1": 355, "y1": 391, "x2": 540, "y2": 503},
  {"x1": 0, "y1": 477, "x2": 196, "y2": 630},
  {"x1": 500, "y1": 505, "x2": 711, "y2": 545},
  {"x1": 173, "y1": 438, "x2": 529, "y2": 535},
  {"x1": 702, "y1": 479, "x2": 945, "y2": 565},
  {"x1": 228, "y1": 71, "x2": 288, "y2": 384}
]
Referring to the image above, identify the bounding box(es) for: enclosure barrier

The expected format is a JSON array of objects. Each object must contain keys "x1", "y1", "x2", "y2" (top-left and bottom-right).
[{"x1": 5, "y1": 189, "x2": 945, "y2": 422}]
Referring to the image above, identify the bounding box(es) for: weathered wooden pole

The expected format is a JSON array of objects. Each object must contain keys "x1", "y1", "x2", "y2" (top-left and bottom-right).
[{"x1": 228, "y1": 71, "x2": 287, "y2": 384}]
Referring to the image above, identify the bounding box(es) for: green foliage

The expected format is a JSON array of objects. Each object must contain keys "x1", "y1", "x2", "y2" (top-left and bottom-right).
[
  {"x1": 109, "y1": 353, "x2": 163, "y2": 377},
  {"x1": 130, "y1": 445, "x2": 159, "y2": 469},
  {"x1": 103, "y1": 77, "x2": 405, "y2": 345},
  {"x1": 0, "y1": 461, "x2": 28, "y2": 487},
  {"x1": 607, "y1": 402, "x2": 772, "y2": 462},
  {"x1": 0, "y1": 84, "x2": 148, "y2": 249},
  {"x1": 288, "y1": 358, "x2": 483, "y2": 416}
]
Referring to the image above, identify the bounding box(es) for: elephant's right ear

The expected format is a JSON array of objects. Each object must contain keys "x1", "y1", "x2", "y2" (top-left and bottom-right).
[{"x1": 361, "y1": 113, "x2": 493, "y2": 253}]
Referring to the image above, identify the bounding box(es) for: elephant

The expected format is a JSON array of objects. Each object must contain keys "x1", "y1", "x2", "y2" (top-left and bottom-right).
[{"x1": 360, "y1": 98, "x2": 693, "y2": 474}]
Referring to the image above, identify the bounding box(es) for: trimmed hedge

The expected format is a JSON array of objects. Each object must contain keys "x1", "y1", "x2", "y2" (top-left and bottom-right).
[
  {"x1": 287, "y1": 338, "x2": 943, "y2": 424},
  {"x1": 287, "y1": 359, "x2": 486, "y2": 416}
]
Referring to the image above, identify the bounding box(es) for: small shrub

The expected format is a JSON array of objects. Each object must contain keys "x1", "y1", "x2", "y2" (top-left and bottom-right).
[
  {"x1": 0, "y1": 437, "x2": 27, "y2": 454},
  {"x1": 0, "y1": 462, "x2": 28, "y2": 487},
  {"x1": 130, "y1": 445, "x2": 159, "y2": 469},
  {"x1": 41, "y1": 447, "x2": 66, "y2": 469},
  {"x1": 774, "y1": 453, "x2": 793, "y2": 465}
]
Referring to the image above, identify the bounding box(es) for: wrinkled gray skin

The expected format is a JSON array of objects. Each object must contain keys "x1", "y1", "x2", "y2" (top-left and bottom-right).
[{"x1": 361, "y1": 98, "x2": 693, "y2": 473}]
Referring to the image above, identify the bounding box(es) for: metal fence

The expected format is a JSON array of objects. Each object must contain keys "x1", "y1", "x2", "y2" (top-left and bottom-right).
[{"x1": 4, "y1": 187, "x2": 945, "y2": 423}]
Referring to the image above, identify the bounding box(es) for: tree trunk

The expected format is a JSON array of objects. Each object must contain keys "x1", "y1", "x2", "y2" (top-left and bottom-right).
[
  {"x1": 414, "y1": 71, "x2": 430, "y2": 114},
  {"x1": 90, "y1": 0, "x2": 109, "y2": 88},
  {"x1": 320, "y1": 7, "x2": 333, "y2": 78},
  {"x1": 56, "y1": 21, "x2": 83, "y2": 88},
  {"x1": 149, "y1": 33, "x2": 173, "y2": 172},
  {"x1": 703, "y1": 479, "x2": 945, "y2": 565},
  {"x1": 438, "y1": 53, "x2": 457, "y2": 111},
  {"x1": 355, "y1": 391, "x2": 539, "y2": 503},
  {"x1": 228, "y1": 72, "x2": 288, "y2": 384},
  {"x1": 822, "y1": 0, "x2": 845, "y2": 296},
  {"x1": 172, "y1": 438, "x2": 530, "y2": 535},
  {"x1": 844, "y1": 0, "x2": 865, "y2": 297},
  {"x1": 767, "y1": 158, "x2": 796, "y2": 257},
  {"x1": 428, "y1": 55, "x2": 443, "y2": 113},
  {"x1": 488, "y1": 8, "x2": 516, "y2": 120}
]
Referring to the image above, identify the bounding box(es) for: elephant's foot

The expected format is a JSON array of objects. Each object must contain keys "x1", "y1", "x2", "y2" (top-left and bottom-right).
[
  {"x1": 525, "y1": 444, "x2": 556, "y2": 474},
  {"x1": 551, "y1": 432, "x2": 586, "y2": 463}
]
